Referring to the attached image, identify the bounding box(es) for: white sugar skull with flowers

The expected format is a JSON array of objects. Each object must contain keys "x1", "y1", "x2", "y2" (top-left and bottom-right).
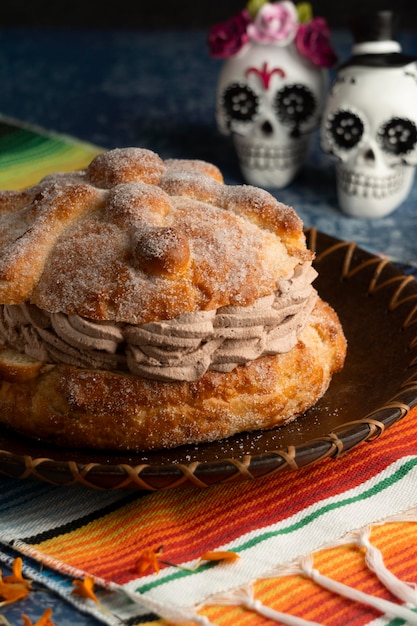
[{"x1": 209, "y1": 1, "x2": 337, "y2": 188}]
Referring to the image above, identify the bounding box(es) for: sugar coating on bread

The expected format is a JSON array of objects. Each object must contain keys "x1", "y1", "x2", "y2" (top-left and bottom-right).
[{"x1": 0, "y1": 147, "x2": 309, "y2": 324}]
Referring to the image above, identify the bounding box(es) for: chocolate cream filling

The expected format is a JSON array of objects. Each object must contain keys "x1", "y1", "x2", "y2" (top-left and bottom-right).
[{"x1": 0, "y1": 262, "x2": 317, "y2": 382}]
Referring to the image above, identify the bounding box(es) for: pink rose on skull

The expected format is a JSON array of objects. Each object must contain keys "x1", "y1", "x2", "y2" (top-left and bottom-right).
[
  {"x1": 208, "y1": 9, "x2": 251, "y2": 58},
  {"x1": 295, "y1": 17, "x2": 338, "y2": 68},
  {"x1": 247, "y1": 1, "x2": 298, "y2": 46}
]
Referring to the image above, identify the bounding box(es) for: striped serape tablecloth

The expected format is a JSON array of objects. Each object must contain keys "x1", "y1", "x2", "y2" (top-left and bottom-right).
[
  {"x1": 2, "y1": 407, "x2": 417, "y2": 626},
  {"x1": 1, "y1": 117, "x2": 417, "y2": 626}
]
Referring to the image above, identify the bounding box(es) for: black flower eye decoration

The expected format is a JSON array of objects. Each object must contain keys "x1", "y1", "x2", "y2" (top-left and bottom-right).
[
  {"x1": 222, "y1": 83, "x2": 259, "y2": 122},
  {"x1": 378, "y1": 117, "x2": 417, "y2": 155},
  {"x1": 327, "y1": 109, "x2": 364, "y2": 149},
  {"x1": 274, "y1": 84, "x2": 316, "y2": 127}
]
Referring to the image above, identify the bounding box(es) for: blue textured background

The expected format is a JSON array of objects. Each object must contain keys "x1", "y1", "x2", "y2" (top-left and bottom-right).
[{"x1": 0, "y1": 28, "x2": 416, "y2": 262}]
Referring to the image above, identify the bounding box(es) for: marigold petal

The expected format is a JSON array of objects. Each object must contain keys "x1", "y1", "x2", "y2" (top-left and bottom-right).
[
  {"x1": 199, "y1": 551, "x2": 240, "y2": 562},
  {"x1": 71, "y1": 577, "x2": 98, "y2": 603},
  {"x1": 3, "y1": 558, "x2": 31, "y2": 588},
  {"x1": 21, "y1": 608, "x2": 55, "y2": 626},
  {"x1": 135, "y1": 547, "x2": 162, "y2": 575},
  {"x1": 0, "y1": 580, "x2": 31, "y2": 605}
]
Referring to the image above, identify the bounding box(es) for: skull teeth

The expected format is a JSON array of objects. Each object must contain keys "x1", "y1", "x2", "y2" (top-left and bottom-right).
[
  {"x1": 337, "y1": 168, "x2": 405, "y2": 198},
  {"x1": 234, "y1": 142, "x2": 307, "y2": 171}
]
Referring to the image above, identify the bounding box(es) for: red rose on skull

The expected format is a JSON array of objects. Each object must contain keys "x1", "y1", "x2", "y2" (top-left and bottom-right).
[
  {"x1": 295, "y1": 17, "x2": 338, "y2": 68},
  {"x1": 208, "y1": 10, "x2": 251, "y2": 59}
]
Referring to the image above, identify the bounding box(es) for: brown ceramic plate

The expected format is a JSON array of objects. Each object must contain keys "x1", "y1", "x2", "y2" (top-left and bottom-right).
[{"x1": 1, "y1": 228, "x2": 417, "y2": 491}]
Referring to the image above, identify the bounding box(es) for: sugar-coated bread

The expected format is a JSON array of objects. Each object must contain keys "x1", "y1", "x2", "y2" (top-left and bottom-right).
[{"x1": 0, "y1": 148, "x2": 346, "y2": 450}]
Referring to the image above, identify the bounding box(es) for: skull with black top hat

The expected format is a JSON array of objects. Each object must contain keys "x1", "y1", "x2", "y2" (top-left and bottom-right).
[{"x1": 321, "y1": 10, "x2": 417, "y2": 218}]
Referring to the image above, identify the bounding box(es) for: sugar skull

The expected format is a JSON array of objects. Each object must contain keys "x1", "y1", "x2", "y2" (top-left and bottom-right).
[
  {"x1": 321, "y1": 12, "x2": 417, "y2": 218},
  {"x1": 208, "y1": 2, "x2": 337, "y2": 188},
  {"x1": 216, "y1": 42, "x2": 328, "y2": 187}
]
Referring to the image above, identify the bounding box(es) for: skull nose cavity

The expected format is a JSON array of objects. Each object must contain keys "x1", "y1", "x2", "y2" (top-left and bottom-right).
[
  {"x1": 261, "y1": 120, "x2": 274, "y2": 136},
  {"x1": 363, "y1": 148, "x2": 375, "y2": 163}
]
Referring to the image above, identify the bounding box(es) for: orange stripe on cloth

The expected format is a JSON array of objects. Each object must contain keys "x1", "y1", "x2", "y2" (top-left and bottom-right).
[{"x1": 31, "y1": 405, "x2": 417, "y2": 591}]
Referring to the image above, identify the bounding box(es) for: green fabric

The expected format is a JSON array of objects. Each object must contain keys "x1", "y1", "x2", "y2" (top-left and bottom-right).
[{"x1": 0, "y1": 116, "x2": 101, "y2": 189}]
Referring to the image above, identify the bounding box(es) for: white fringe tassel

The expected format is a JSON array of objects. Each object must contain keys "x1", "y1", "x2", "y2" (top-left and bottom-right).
[
  {"x1": 300, "y1": 555, "x2": 417, "y2": 625},
  {"x1": 357, "y1": 527, "x2": 417, "y2": 605}
]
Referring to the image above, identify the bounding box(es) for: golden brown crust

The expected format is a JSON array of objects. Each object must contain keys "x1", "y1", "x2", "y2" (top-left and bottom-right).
[
  {"x1": 164, "y1": 158, "x2": 224, "y2": 183},
  {"x1": 0, "y1": 299, "x2": 346, "y2": 451},
  {"x1": 0, "y1": 181, "x2": 103, "y2": 302},
  {"x1": 0, "y1": 148, "x2": 309, "y2": 322},
  {"x1": 132, "y1": 226, "x2": 191, "y2": 276},
  {"x1": 87, "y1": 147, "x2": 166, "y2": 187}
]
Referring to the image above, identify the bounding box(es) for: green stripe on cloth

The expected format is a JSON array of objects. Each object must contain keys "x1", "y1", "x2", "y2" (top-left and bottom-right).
[{"x1": 0, "y1": 115, "x2": 102, "y2": 189}]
